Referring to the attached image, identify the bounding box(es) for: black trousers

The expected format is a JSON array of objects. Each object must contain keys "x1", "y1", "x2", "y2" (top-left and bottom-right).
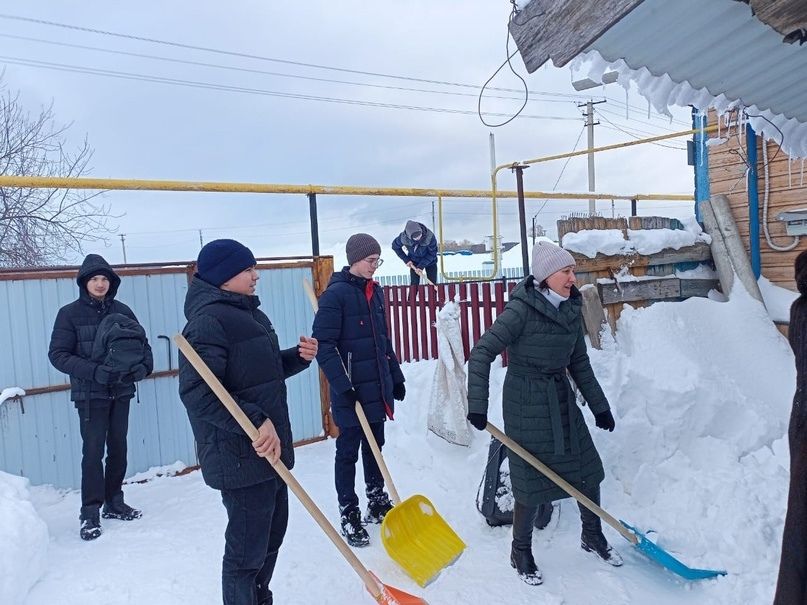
[
  {"x1": 221, "y1": 479, "x2": 289, "y2": 605},
  {"x1": 77, "y1": 397, "x2": 131, "y2": 520},
  {"x1": 334, "y1": 422, "x2": 385, "y2": 511},
  {"x1": 409, "y1": 263, "x2": 438, "y2": 287},
  {"x1": 512, "y1": 485, "x2": 602, "y2": 552}
]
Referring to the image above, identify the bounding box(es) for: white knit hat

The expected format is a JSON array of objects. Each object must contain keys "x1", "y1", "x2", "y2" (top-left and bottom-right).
[{"x1": 531, "y1": 241, "x2": 575, "y2": 283}]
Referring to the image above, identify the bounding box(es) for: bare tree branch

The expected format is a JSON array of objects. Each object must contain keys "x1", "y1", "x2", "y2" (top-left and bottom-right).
[{"x1": 0, "y1": 78, "x2": 113, "y2": 267}]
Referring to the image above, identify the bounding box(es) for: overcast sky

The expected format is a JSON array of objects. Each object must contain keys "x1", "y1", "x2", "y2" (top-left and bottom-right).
[{"x1": 1, "y1": 1, "x2": 695, "y2": 268}]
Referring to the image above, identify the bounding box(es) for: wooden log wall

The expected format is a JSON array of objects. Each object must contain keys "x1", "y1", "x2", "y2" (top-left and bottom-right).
[
  {"x1": 559, "y1": 216, "x2": 716, "y2": 333},
  {"x1": 707, "y1": 111, "x2": 807, "y2": 291}
]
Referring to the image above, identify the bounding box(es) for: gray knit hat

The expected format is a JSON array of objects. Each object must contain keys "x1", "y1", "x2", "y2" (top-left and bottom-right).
[
  {"x1": 346, "y1": 233, "x2": 381, "y2": 265},
  {"x1": 405, "y1": 220, "x2": 422, "y2": 239},
  {"x1": 531, "y1": 241, "x2": 575, "y2": 284}
]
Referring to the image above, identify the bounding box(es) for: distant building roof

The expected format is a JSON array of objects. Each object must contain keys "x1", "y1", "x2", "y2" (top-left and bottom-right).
[{"x1": 509, "y1": 0, "x2": 807, "y2": 157}]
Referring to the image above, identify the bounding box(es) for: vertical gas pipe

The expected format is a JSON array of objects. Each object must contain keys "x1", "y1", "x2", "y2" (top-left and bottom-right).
[{"x1": 746, "y1": 122, "x2": 761, "y2": 279}]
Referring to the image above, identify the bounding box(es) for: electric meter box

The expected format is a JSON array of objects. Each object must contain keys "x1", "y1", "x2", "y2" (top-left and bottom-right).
[{"x1": 777, "y1": 208, "x2": 807, "y2": 236}]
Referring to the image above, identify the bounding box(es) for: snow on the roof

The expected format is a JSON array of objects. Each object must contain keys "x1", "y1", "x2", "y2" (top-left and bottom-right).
[
  {"x1": 571, "y1": 0, "x2": 807, "y2": 158},
  {"x1": 561, "y1": 217, "x2": 710, "y2": 258}
]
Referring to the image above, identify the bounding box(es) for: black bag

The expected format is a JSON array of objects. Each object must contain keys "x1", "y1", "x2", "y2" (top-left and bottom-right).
[
  {"x1": 92, "y1": 312, "x2": 147, "y2": 378},
  {"x1": 477, "y1": 436, "x2": 553, "y2": 529}
]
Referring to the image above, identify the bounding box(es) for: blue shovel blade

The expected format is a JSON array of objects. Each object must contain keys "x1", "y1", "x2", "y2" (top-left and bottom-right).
[{"x1": 621, "y1": 521, "x2": 727, "y2": 581}]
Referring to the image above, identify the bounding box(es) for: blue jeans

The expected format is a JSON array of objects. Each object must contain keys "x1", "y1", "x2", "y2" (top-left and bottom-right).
[
  {"x1": 334, "y1": 422, "x2": 385, "y2": 510},
  {"x1": 220, "y1": 479, "x2": 288, "y2": 605}
]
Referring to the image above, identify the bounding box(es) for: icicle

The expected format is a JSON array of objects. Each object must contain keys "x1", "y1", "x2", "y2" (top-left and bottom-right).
[
  {"x1": 745, "y1": 166, "x2": 749, "y2": 193},
  {"x1": 625, "y1": 88, "x2": 629, "y2": 119},
  {"x1": 789, "y1": 158, "x2": 793, "y2": 188},
  {"x1": 647, "y1": 98, "x2": 651, "y2": 120},
  {"x1": 717, "y1": 115, "x2": 721, "y2": 139}
]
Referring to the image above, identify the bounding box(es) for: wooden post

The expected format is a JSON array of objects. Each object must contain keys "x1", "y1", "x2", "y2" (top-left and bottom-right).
[{"x1": 580, "y1": 284, "x2": 608, "y2": 349}]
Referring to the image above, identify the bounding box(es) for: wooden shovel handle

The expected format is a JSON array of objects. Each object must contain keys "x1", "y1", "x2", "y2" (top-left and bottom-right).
[
  {"x1": 354, "y1": 401, "x2": 401, "y2": 505},
  {"x1": 303, "y1": 279, "x2": 403, "y2": 506},
  {"x1": 485, "y1": 422, "x2": 637, "y2": 545},
  {"x1": 173, "y1": 334, "x2": 386, "y2": 599}
]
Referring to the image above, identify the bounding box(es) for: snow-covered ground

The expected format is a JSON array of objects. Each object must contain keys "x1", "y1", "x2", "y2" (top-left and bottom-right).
[{"x1": 3, "y1": 282, "x2": 796, "y2": 604}]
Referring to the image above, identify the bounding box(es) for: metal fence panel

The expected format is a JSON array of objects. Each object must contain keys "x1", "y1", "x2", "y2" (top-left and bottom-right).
[{"x1": 0, "y1": 264, "x2": 323, "y2": 489}]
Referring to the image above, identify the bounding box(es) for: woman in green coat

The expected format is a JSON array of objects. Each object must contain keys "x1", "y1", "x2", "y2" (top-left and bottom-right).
[{"x1": 467, "y1": 241, "x2": 621, "y2": 586}]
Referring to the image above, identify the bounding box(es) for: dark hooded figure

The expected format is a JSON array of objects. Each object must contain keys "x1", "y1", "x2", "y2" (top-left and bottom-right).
[
  {"x1": 391, "y1": 220, "x2": 438, "y2": 287},
  {"x1": 48, "y1": 254, "x2": 153, "y2": 541},
  {"x1": 773, "y1": 249, "x2": 807, "y2": 604}
]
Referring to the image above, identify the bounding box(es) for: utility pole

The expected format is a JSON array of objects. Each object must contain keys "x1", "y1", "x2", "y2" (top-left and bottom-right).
[
  {"x1": 198, "y1": 229, "x2": 204, "y2": 249},
  {"x1": 119, "y1": 234, "x2": 127, "y2": 264},
  {"x1": 431, "y1": 199, "x2": 436, "y2": 236},
  {"x1": 308, "y1": 192, "x2": 320, "y2": 257},
  {"x1": 579, "y1": 100, "x2": 605, "y2": 215},
  {"x1": 512, "y1": 164, "x2": 530, "y2": 277},
  {"x1": 531, "y1": 212, "x2": 539, "y2": 246}
]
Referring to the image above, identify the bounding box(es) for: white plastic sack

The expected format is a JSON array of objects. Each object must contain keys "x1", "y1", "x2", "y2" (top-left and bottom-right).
[{"x1": 427, "y1": 300, "x2": 471, "y2": 446}]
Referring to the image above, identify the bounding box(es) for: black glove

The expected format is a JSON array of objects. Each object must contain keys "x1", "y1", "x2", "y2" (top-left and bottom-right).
[
  {"x1": 121, "y1": 364, "x2": 149, "y2": 384},
  {"x1": 594, "y1": 409, "x2": 615, "y2": 432},
  {"x1": 392, "y1": 382, "x2": 406, "y2": 401},
  {"x1": 343, "y1": 388, "x2": 360, "y2": 404},
  {"x1": 94, "y1": 365, "x2": 122, "y2": 385},
  {"x1": 467, "y1": 412, "x2": 488, "y2": 431}
]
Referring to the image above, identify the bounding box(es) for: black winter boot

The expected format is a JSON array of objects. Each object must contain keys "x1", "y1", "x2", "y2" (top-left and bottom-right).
[
  {"x1": 364, "y1": 487, "x2": 394, "y2": 524},
  {"x1": 510, "y1": 545, "x2": 543, "y2": 585},
  {"x1": 80, "y1": 513, "x2": 102, "y2": 541},
  {"x1": 256, "y1": 583, "x2": 273, "y2": 605},
  {"x1": 579, "y1": 487, "x2": 623, "y2": 567},
  {"x1": 340, "y1": 506, "x2": 370, "y2": 547},
  {"x1": 102, "y1": 500, "x2": 142, "y2": 521}
]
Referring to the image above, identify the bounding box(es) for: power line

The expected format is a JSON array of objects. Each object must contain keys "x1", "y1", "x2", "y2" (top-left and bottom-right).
[
  {"x1": 0, "y1": 13, "x2": 596, "y2": 100},
  {"x1": 0, "y1": 32, "x2": 583, "y2": 106},
  {"x1": 0, "y1": 54, "x2": 584, "y2": 121}
]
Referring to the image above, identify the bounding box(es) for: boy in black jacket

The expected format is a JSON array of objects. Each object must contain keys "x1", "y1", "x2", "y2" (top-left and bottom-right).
[
  {"x1": 48, "y1": 254, "x2": 153, "y2": 541},
  {"x1": 312, "y1": 233, "x2": 405, "y2": 547},
  {"x1": 179, "y1": 239, "x2": 318, "y2": 605}
]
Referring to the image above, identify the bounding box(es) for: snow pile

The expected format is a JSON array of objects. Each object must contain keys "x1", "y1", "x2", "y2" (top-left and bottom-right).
[
  {"x1": 0, "y1": 471, "x2": 48, "y2": 604},
  {"x1": 588, "y1": 284, "x2": 793, "y2": 603},
  {"x1": 0, "y1": 387, "x2": 25, "y2": 408},
  {"x1": 562, "y1": 218, "x2": 710, "y2": 259},
  {"x1": 759, "y1": 276, "x2": 798, "y2": 323}
]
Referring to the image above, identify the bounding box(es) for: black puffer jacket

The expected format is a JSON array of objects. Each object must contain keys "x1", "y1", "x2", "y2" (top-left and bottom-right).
[
  {"x1": 774, "y1": 251, "x2": 807, "y2": 604},
  {"x1": 48, "y1": 254, "x2": 153, "y2": 406},
  {"x1": 312, "y1": 268, "x2": 404, "y2": 429},
  {"x1": 178, "y1": 276, "x2": 311, "y2": 490}
]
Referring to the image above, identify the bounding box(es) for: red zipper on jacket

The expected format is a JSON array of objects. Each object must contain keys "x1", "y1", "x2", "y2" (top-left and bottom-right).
[{"x1": 365, "y1": 280, "x2": 394, "y2": 420}]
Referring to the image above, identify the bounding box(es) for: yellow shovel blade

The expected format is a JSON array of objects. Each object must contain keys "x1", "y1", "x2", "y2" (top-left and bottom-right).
[{"x1": 380, "y1": 494, "x2": 465, "y2": 587}]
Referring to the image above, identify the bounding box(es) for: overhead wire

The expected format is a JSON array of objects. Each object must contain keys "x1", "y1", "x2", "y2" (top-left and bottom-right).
[
  {"x1": 0, "y1": 54, "x2": 582, "y2": 120},
  {"x1": 0, "y1": 32, "x2": 583, "y2": 105},
  {"x1": 0, "y1": 13, "x2": 597, "y2": 100}
]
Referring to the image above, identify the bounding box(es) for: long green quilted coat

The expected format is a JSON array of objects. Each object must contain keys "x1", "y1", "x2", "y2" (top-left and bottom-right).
[{"x1": 468, "y1": 277, "x2": 611, "y2": 506}]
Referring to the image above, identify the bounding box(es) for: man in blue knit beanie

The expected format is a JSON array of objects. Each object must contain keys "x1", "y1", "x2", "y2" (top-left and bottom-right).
[{"x1": 180, "y1": 238, "x2": 319, "y2": 605}]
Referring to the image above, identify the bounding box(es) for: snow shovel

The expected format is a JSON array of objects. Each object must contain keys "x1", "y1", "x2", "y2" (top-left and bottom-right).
[
  {"x1": 303, "y1": 279, "x2": 465, "y2": 587},
  {"x1": 486, "y1": 423, "x2": 726, "y2": 581},
  {"x1": 175, "y1": 334, "x2": 428, "y2": 605},
  {"x1": 354, "y1": 401, "x2": 465, "y2": 587}
]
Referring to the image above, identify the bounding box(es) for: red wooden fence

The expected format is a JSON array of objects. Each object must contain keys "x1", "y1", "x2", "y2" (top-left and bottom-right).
[{"x1": 383, "y1": 279, "x2": 519, "y2": 364}]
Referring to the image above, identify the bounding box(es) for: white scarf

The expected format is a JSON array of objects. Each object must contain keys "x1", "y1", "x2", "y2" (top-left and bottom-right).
[{"x1": 539, "y1": 286, "x2": 568, "y2": 309}]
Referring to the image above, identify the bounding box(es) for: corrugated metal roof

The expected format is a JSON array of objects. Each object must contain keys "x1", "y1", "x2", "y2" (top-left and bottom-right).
[
  {"x1": 569, "y1": 0, "x2": 807, "y2": 157},
  {"x1": 588, "y1": 0, "x2": 807, "y2": 124}
]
